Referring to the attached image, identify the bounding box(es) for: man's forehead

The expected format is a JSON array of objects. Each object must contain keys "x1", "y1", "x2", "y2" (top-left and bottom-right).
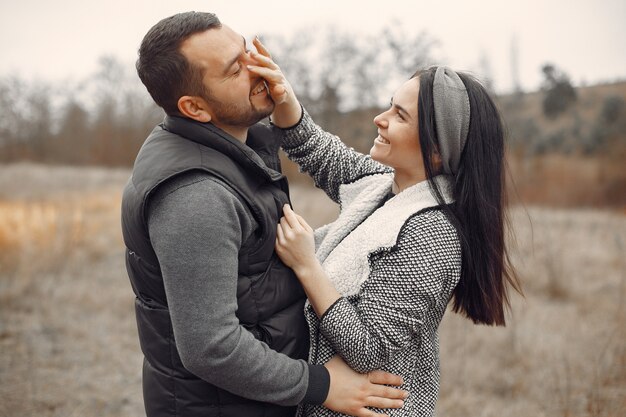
[{"x1": 180, "y1": 25, "x2": 244, "y2": 70}]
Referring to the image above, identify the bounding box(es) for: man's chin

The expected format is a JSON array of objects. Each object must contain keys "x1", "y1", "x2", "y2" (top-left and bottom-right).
[{"x1": 253, "y1": 102, "x2": 275, "y2": 121}]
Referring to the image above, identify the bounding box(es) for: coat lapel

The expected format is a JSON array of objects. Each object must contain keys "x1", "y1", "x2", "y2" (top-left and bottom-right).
[
  {"x1": 315, "y1": 173, "x2": 394, "y2": 263},
  {"x1": 318, "y1": 175, "x2": 454, "y2": 296}
]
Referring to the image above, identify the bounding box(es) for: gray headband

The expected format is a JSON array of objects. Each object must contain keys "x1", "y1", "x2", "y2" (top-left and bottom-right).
[{"x1": 433, "y1": 66, "x2": 470, "y2": 175}]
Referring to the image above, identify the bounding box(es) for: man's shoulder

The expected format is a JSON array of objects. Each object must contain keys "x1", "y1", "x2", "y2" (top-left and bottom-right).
[
  {"x1": 148, "y1": 170, "x2": 251, "y2": 219},
  {"x1": 154, "y1": 170, "x2": 229, "y2": 198}
]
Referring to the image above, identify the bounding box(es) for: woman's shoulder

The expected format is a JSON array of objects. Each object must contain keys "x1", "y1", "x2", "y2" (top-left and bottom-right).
[
  {"x1": 366, "y1": 207, "x2": 461, "y2": 297},
  {"x1": 398, "y1": 208, "x2": 460, "y2": 250}
]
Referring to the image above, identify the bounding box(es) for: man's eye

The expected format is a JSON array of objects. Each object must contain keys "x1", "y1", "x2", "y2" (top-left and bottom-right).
[{"x1": 233, "y1": 65, "x2": 242, "y2": 76}]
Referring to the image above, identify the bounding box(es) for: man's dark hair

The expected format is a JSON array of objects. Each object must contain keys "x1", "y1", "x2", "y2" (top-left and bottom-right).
[{"x1": 136, "y1": 12, "x2": 221, "y2": 115}]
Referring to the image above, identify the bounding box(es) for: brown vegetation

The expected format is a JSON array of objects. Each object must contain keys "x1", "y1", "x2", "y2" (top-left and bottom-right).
[
  {"x1": 501, "y1": 81, "x2": 626, "y2": 208},
  {"x1": 0, "y1": 163, "x2": 624, "y2": 416}
]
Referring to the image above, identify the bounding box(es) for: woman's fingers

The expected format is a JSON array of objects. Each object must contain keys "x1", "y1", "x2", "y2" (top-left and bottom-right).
[
  {"x1": 369, "y1": 384, "x2": 408, "y2": 402},
  {"x1": 252, "y1": 36, "x2": 272, "y2": 59},
  {"x1": 363, "y1": 395, "x2": 404, "y2": 410},
  {"x1": 276, "y1": 223, "x2": 285, "y2": 246},
  {"x1": 247, "y1": 64, "x2": 283, "y2": 83},
  {"x1": 294, "y1": 213, "x2": 314, "y2": 233},
  {"x1": 368, "y1": 370, "x2": 404, "y2": 387},
  {"x1": 247, "y1": 65, "x2": 289, "y2": 104},
  {"x1": 247, "y1": 38, "x2": 297, "y2": 109},
  {"x1": 282, "y1": 204, "x2": 302, "y2": 229},
  {"x1": 355, "y1": 409, "x2": 388, "y2": 417},
  {"x1": 250, "y1": 50, "x2": 279, "y2": 69},
  {"x1": 279, "y1": 216, "x2": 294, "y2": 236}
]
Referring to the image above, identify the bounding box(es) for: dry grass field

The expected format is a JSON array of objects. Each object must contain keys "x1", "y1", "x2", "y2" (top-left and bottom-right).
[{"x1": 0, "y1": 163, "x2": 624, "y2": 417}]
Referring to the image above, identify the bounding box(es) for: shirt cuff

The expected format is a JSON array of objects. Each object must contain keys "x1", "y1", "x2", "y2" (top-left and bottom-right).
[
  {"x1": 319, "y1": 297, "x2": 344, "y2": 323},
  {"x1": 301, "y1": 364, "x2": 330, "y2": 404}
]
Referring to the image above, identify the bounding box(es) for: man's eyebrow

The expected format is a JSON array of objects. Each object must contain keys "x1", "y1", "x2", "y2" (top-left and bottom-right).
[{"x1": 222, "y1": 36, "x2": 247, "y2": 75}]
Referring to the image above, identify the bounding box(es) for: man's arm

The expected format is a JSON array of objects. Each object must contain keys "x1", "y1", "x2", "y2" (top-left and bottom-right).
[{"x1": 148, "y1": 171, "x2": 320, "y2": 405}]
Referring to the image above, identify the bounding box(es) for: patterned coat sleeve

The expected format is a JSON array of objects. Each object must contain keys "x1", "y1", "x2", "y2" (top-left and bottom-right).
[
  {"x1": 274, "y1": 108, "x2": 390, "y2": 203},
  {"x1": 318, "y1": 211, "x2": 461, "y2": 373}
]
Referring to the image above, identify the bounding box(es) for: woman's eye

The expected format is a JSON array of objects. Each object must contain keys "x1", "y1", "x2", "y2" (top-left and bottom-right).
[{"x1": 233, "y1": 65, "x2": 242, "y2": 76}]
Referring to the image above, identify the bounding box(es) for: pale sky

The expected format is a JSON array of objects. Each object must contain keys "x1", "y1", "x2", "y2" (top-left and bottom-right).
[{"x1": 0, "y1": 0, "x2": 625, "y2": 93}]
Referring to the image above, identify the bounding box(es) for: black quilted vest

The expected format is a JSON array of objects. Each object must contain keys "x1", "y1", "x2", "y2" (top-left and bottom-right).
[{"x1": 121, "y1": 116, "x2": 309, "y2": 417}]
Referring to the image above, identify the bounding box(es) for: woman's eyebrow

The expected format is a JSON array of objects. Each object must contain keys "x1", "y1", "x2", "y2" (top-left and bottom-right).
[{"x1": 393, "y1": 102, "x2": 411, "y2": 119}]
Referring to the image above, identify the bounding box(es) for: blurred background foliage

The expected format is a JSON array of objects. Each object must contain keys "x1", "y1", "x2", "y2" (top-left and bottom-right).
[{"x1": 1, "y1": 25, "x2": 624, "y2": 207}]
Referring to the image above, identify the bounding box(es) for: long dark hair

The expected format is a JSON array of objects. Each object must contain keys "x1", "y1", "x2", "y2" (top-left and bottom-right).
[{"x1": 414, "y1": 67, "x2": 522, "y2": 326}]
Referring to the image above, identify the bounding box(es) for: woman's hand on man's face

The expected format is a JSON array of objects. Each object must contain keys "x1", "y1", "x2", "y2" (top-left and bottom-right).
[
  {"x1": 248, "y1": 36, "x2": 302, "y2": 127},
  {"x1": 247, "y1": 36, "x2": 292, "y2": 105}
]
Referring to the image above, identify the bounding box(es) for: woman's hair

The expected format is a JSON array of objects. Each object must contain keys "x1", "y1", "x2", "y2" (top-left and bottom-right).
[{"x1": 413, "y1": 67, "x2": 522, "y2": 326}]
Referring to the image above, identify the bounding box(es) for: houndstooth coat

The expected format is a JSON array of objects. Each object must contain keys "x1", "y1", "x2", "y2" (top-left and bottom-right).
[{"x1": 276, "y1": 110, "x2": 462, "y2": 417}]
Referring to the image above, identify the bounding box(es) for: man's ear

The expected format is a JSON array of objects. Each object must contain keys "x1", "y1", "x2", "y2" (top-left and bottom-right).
[{"x1": 177, "y1": 96, "x2": 212, "y2": 123}]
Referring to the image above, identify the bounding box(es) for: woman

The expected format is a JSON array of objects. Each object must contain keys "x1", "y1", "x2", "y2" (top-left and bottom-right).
[{"x1": 249, "y1": 40, "x2": 521, "y2": 416}]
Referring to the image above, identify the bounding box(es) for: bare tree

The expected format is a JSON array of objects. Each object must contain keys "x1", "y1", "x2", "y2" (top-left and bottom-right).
[
  {"x1": 0, "y1": 24, "x2": 438, "y2": 166},
  {"x1": 0, "y1": 77, "x2": 54, "y2": 161},
  {"x1": 55, "y1": 99, "x2": 91, "y2": 164},
  {"x1": 541, "y1": 63, "x2": 577, "y2": 119},
  {"x1": 384, "y1": 22, "x2": 438, "y2": 77}
]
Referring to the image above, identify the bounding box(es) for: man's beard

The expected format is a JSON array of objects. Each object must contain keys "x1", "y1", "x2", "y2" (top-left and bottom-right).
[{"x1": 204, "y1": 93, "x2": 275, "y2": 128}]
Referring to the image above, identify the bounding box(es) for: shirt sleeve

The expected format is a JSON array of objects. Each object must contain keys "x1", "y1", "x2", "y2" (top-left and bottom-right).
[
  {"x1": 147, "y1": 171, "x2": 327, "y2": 405},
  {"x1": 272, "y1": 108, "x2": 391, "y2": 203},
  {"x1": 317, "y1": 210, "x2": 461, "y2": 373}
]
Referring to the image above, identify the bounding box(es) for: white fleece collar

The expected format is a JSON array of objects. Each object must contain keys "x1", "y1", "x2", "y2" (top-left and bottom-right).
[{"x1": 315, "y1": 174, "x2": 454, "y2": 296}]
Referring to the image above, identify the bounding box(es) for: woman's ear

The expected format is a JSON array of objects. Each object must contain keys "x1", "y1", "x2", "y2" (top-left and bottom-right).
[
  {"x1": 431, "y1": 151, "x2": 443, "y2": 174},
  {"x1": 177, "y1": 96, "x2": 212, "y2": 123}
]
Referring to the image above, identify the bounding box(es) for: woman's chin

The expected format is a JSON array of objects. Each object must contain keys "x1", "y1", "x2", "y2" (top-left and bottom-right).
[{"x1": 369, "y1": 147, "x2": 385, "y2": 165}]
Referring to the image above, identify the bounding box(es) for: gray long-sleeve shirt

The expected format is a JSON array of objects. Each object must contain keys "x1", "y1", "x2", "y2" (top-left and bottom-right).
[{"x1": 146, "y1": 170, "x2": 328, "y2": 406}]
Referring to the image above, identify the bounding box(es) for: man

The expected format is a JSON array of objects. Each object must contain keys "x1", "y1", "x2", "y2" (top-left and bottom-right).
[{"x1": 121, "y1": 11, "x2": 406, "y2": 417}]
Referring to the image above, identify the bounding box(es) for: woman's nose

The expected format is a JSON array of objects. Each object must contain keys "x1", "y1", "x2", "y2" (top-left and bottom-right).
[{"x1": 374, "y1": 113, "x2": 387, "y2": 128}]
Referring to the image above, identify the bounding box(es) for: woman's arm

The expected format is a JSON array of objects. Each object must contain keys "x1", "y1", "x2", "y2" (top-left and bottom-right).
[
  {"x1": 276, "y1": 206, "x2": 461, "y2": 373},
  {"x1": 248, "y1": 38, "x2": 390, "y2": 204},
  {"x1": 276, "y1": 110, "x2": 390, "y2": 203}
]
